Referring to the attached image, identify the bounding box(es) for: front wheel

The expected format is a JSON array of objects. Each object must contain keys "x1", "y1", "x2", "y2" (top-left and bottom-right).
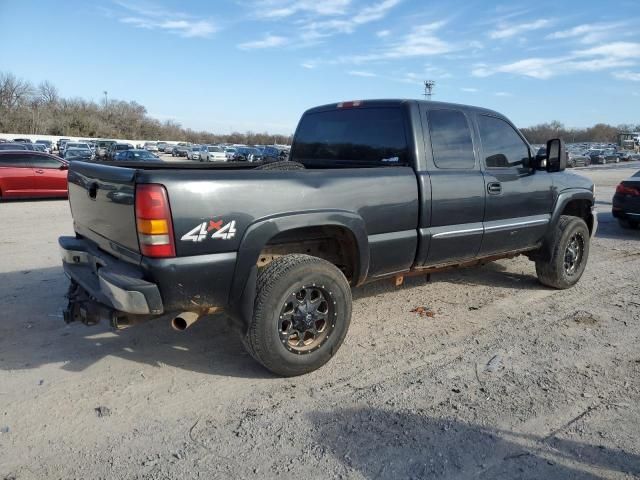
[
  {"x1": 535, "y1": 215, "x2": 590, "y2": 289},
  {"x1": 244, "y1": 254, "x2": 352, "y2": 376}
]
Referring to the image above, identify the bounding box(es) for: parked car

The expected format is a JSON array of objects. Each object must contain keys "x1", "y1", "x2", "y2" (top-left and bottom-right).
[
  {"x1": 12, "y1": 138, "x2": 32, "y2": 143},
  {"x1": 0, "y1": 143, "x2": 28, "y2": 151},
  {"x1": 199, "y1": 145, "x2": 226, "y2": 162},
  {"x1": 156, "y1": 142, "x2": 169, "y2": 152},
  {"x1": 114, "y1": 149, "x2": 162, "y2": 162},
  {"x1": 144, "y1": 142, "x2": 159, "y2": 152},
  {"x1": 262, "y1": 146, "x2": 289, "y2": 163},
  {"x1": 232, "y1": 147, "x2": 263, "y2": 162},
  {"x1": 567, "y1": 151, "x2": 591, "y2": 167},
  {"x1": 64, "y1": 148, "x2": 93, "y2": 162},
  {"x1": 0, "y1": 151, "x2": 68, "y2": 199},
  {"x1": 612, "y1": 170, "x2": 640, "y2": 228},
  {"x1": 107, "y1": 143, "x2": 134, "y2": 160},
  {"x1": 32, "y1": 143, "x2": 48, "y2": 153},
  {"x1": 57, "y1": 138, "x2": 71, "y2": 152},
  {"x1": 224, "y1": 147, "x2": 237, "y2": 160},
  {"x1": 187, "y1": 145, "x2": 201, "y2": 160},
  {"x1": 59, "y1": 99, "x2": 596, "y2": 376},
  {"x1": 95, "y1": 140, "x2": 117, "y2": 159},
  {"x1": 172, "y1": 143, "x2": 191, "y2": 157},
  {"x1": 35, "y1": 140, "x2": 53, "y2": 153}
]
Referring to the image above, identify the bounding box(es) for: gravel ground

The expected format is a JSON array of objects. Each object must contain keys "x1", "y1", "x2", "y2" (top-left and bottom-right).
[{"x1": 0, "y1": 164, "x2": 639, "y2": 479}]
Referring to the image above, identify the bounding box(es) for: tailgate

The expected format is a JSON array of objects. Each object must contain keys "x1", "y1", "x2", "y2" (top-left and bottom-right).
[{"x1": 68, "y1": 162, "x2": 140, "y2": 257}]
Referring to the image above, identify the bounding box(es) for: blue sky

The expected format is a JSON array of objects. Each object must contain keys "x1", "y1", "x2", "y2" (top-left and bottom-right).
[{"x1": 0, "y1": 0, "x2": 639, "y2": 134}]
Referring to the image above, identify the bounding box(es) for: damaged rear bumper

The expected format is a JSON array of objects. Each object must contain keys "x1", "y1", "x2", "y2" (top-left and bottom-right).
[{"x1": 60, "y1": 236, "x2": 163, "y2": 316}]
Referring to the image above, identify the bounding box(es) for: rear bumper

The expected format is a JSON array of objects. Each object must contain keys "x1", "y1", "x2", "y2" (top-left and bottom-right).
[
  {"x1": 59, "y1": 236, "x2": 237, "y2": 315},
  {"x1": 60, "y1": 237, "x2": 163, "y2": 314}
]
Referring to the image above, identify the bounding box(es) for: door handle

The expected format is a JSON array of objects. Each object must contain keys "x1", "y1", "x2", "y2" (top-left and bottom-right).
[
  {"x1": 35, "y1": 169, "x2": 45, "y2": 174},
  {"x1": 487, "y1": 182, "x2": 502, "y2": 195}
]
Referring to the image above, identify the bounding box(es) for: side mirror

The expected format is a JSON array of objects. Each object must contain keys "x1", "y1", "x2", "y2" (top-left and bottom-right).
[
  {"x1": 546, "y1": 138, "x2": 566, "y2": 172},
  {"x1": 60, "y1": 163, "x2": 69, "y2": 170}
]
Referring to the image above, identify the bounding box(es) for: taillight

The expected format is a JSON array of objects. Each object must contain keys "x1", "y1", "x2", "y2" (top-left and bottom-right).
[
  {"x1": 135, "y1": 184, "x2": 176, "y2": 257},
  {"x1": 616, "y1": 184, "x2": 640, "y2": 196}
]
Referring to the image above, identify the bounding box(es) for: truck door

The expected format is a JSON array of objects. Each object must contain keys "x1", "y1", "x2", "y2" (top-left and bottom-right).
[
  {"x1": 474, "y1": 114, "x2": 554, "y2": 256},
  {"x1": 417, "y1": 107, "x2": 485, "y2": 266}
]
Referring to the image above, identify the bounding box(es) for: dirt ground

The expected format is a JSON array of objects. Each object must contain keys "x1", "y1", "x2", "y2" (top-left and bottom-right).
[{"x1": 1, "y1": 164, "x2": 639, "y2": 480}]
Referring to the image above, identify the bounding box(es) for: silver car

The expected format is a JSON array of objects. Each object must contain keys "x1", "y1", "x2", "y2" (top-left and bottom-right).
[{"x1": 200, "y1": 145, "x2": 226, "y2": 162}]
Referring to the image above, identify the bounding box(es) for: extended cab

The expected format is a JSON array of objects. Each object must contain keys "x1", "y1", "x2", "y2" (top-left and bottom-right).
[{"x1": 59, "y1": 100, "x2": 596, "y2": 376}]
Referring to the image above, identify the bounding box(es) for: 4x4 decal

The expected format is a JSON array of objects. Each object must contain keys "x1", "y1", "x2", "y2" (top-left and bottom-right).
[{"x1": 181, "y1": 219, "x2": 237, "y2": 242}]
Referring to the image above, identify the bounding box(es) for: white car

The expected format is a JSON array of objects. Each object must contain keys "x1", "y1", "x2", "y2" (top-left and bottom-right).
[
  {"x1": 200, "y1": 145, "x2": 226, "y2": 162},
  {"x1": 224, "y1": 147, "x2": 237, "y2": 160},
  {"x1": 144, "y1": 142, "x2": 159, "y2": 152},
  {"x1": 188, "y1": 146, "x2": 201, "y2": 160}
]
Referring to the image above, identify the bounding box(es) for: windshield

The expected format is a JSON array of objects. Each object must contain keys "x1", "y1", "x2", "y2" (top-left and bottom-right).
[
  {"x1": 65, "y1": 149, "x2": 90, "y2": 157},
  {"x1": 208, "y1": 146, "x2": 223, "y2": 152},
  {"x1": 191, "y1": 146, "x2": 200, "y2": 151}
]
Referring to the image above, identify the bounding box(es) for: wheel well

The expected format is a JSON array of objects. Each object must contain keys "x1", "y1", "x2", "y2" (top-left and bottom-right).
[
  {"x1": 257, "y1": 226, "x2": 359, "y2": 282},
  {"x1": 561, "y1": 199, "x2": 594, "y2": 234}
]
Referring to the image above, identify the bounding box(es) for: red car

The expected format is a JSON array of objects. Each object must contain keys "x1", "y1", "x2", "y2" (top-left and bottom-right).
[{"x1": 0, "y1": 150, "x2": 69, "y2": 199}]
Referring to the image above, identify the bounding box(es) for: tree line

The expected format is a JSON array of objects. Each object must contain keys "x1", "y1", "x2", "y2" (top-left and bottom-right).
[
  {"x1": 1, "y1": 71, "x2": 637, "y2": 146},
  {"x1": 0, "y1": 71, "x2": 293, "y2": 145},
  {"x1": 519, "y1": 120, "x2": 638, "y2": 145}
]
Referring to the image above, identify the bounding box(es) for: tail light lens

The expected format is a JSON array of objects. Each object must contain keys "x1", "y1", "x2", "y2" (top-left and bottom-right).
[
  {"x1": 616, "y1": 184, "x2": 640, "y2": 196},
  {"x1": 135, "y1": 184, "x2": 176, "y2": 257}
]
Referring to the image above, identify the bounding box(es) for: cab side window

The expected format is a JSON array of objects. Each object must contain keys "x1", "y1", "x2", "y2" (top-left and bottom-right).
[
  {"x1": 478, "y1": 115, "x2": 530, "y2": 170},
  {"x1": 0, "y1": 154, "x2": 30, "y2": 168},
  {"x1": 427, "y1": 109, "x2": 476, "y2": 169},
  {"x1": 29, "y1": 155, "x2": 62, "y2": 169}
]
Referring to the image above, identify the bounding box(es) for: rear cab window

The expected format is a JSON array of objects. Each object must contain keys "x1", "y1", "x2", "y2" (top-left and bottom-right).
[
  {"x1": 427, "y1": 109, "x2": 476, "y2": 169},
  {"x1": 291, "y1": 106, "x2": 410, "y2": 168}
]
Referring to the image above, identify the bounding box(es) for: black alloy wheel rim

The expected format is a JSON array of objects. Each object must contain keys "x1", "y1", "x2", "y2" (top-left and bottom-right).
[
  {"x1": 278, "y1": 285, "x2": 337, "y2": 354},
  {"x1": 564, "y1": 232, "x2": 584, "y2": 276}
]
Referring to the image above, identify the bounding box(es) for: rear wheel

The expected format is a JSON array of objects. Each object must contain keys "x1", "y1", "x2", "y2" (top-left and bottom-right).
[
  {"x1": 244, "y1": 254, "x2": 352, "y2": 376},
  {"x1": 535, "y1": 215, "x2": 590, "y2": 289}
]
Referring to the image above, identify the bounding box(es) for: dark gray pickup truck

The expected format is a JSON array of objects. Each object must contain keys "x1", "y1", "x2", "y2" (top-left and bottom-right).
[{"x1": 59, "y1": 99, "x2": 597, "y2": 376}]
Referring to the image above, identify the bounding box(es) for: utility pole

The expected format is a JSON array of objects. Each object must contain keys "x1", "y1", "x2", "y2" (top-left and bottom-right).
[
  {"x1": 424, "y1": 80, "x2": 435, "y2": 100},
  {"x1": 103, "y1": 90, "x2": 108, "y2": 108}
]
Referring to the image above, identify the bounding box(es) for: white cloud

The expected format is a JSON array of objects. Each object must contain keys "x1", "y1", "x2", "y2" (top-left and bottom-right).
[
  {"x1": 377, "y1": 29, "x2": 391, "y2": 38},
  {"x1": 238, "y1": 34, "x2": 287, "y2": 49},
  {"x1": 254, "y1": 0, "x2": 351, "y2": 18},
  {"x1": 341, "y1": 21, "x2": 453, "y2": 64},
  {"x1": 489, "y1": 19, "x2": 550, "y2": 39},
  {"x1": 353, "y1": 0, "x2": 401, "y2": 24},
  {"x1": 348, "y1": 70, "x2": 377, "y2": 77},
  {"x1": 115, "y1": 1, "x2": 216, "y2": 38},
  {"x1": 461, "y1": 87, "x2": 478, "y2": 92},
  {"x1": 301, "y1": 62, "x2": 317, "y2": 69},
  {"x1": 494, "y1": 92, "x2": 512, "y2": 97},
  {"x1": 574, "y1": 42, "x2": 640, "y2": 59},
  {"x1": 297, "y1": 0, "x2": 402, "y2": 41},
  {"x1": 474, "y1": 41, "x2": 640, "y2": 79},
  {"x1": 546, "y1": 22, "x2": 624, "y2": 44},
  {"x1": 613, "y1": 71, "x2": 640, "y2": 81}
]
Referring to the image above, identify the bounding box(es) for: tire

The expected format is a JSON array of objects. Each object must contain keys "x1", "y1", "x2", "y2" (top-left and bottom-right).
[
  {"x1": 618, "y1": 218, "x2": 639, "y2": 229},
  {"x1": 255, "y1": 160, "x2": 305, "y2": 171},
  {"x1": 535, "y1": 215, "x2": 590, "y2": 289},
  {"x1": 244, "y1": 254, "x2": 352, "y2": 376}
]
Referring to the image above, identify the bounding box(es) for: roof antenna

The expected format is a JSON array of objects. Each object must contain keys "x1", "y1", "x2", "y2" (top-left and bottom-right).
[{"x1": 424, "y1": 80, "x2": 435, "y2": 100}]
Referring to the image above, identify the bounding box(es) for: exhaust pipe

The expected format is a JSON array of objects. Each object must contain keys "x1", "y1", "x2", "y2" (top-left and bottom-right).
[{"x1": 171, "y1": 312, "x2": 201, "y2": 331}]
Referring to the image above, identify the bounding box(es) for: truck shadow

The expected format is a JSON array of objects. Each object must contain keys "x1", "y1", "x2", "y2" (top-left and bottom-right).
[
  {"x1": 0, "y1": 266, "x2": 272, "y2": 379},
  {"x1": 308, "y1": 407, "x2": 640, "y2": 479}
]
